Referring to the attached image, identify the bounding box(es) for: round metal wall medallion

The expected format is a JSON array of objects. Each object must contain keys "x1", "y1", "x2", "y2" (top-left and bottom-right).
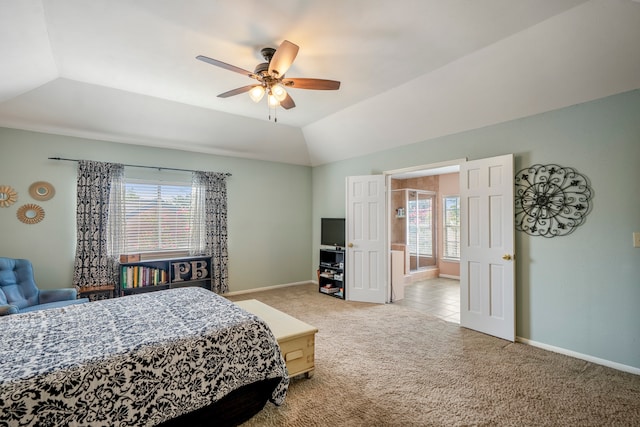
[{"x1": 515, "y1": 164, "x2": 593, "y2": 238}]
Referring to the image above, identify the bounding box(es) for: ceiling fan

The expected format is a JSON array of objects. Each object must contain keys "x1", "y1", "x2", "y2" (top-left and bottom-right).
[{"x1": 196, "y1": 40, "x2": 340, "y2": 115}]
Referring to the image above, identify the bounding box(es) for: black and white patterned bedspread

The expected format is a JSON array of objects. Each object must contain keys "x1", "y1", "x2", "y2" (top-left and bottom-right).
[{"x1": 0, "y1": 287, "x2": 288, "y2": 426}]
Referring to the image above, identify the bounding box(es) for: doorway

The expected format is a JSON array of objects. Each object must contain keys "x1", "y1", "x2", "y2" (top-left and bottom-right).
[
  {"x1": 350, "y1": 155, "x2": 515, "y2": 340},
  {"x1": 387, "y1": 162, "x2": 461, "y2": 322},
  {"x1": 389, "y1": 167, "x2": 461, "y2": 282}
]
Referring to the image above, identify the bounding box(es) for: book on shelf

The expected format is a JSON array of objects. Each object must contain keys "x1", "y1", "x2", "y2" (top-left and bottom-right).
[{"x1": 120, "y1": 265, "x2": 167, "y2": 289}]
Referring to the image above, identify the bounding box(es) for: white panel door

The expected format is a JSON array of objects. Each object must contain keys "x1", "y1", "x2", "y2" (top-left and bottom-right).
[
  {"x1": 460, "y1": 154, "x2": 515, "y2": 341},
  {"x1": 346, "y1": 175, "x2": 387, "y2": 303}
]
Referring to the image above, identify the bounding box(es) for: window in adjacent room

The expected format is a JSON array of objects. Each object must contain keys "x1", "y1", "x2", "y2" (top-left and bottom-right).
[
  {"x1": 123, "y1": 179, "x2": 192, "y2": 255},
  {"x1": 443, "y1": 195, "x2": 460, "y2": 260}
]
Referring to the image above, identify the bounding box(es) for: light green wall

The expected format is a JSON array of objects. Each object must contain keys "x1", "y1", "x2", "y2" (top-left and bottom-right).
[
  {"x1": 0, "y1": 129, "x2": 312, "y2": 292},
  {"x1": 311, "y1": 89, "x2": 640, "y2": 370},
  {"x1": 1, "y1": 90, "x2": 638, "y2": 371}
]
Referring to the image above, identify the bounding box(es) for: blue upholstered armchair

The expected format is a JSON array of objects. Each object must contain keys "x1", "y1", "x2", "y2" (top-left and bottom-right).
[{"x1": 0, "y1": 257, "x2": 89, "y2": 315}]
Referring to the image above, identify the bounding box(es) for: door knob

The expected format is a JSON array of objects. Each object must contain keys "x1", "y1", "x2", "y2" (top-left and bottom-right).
[
  {"x1": 348, "y1": 243, "x2": 354, "y2": 248},
  {"x1": 502, "y1": 254, "x2": 513, "y2": 261}
]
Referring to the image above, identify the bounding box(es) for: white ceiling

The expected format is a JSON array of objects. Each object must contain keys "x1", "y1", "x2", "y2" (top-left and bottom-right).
[{"x1": 1, "y1": 0, "x2": 639, "y2": 166}]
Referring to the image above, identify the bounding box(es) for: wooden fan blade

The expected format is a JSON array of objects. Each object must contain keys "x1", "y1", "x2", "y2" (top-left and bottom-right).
[
  {"x1": 280, "y1": 93, "x2": 296, "y2": 110},
  {"x1": 283, "y1": 78, "x2": 341, "y2": 90},
  {"x1": 268, "y1": 40, "x2": 299, "y2": 77},
  {"x1": 217, "y1": 85, "x2": 258, "y2": 98},
  {"x1": 196, "y1": 55, "x2": 256, "y2": 78}
]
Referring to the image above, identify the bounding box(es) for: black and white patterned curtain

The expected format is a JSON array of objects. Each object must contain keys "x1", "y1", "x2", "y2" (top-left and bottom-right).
[
  {"x1": 190, "y1": 172, "x2": 229, "y2": 294},
  {"x1": 73, "y1": 160, "x2": 125, "y2": 291}
]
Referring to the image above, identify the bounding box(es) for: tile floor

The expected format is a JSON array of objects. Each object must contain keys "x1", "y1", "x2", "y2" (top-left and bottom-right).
[{"x1": 393, "y1": 277, "x2": 460, "y2": 323}]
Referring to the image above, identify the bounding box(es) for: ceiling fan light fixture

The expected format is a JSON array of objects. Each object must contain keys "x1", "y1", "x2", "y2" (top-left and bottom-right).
[
  {"x1": 268, "y1": 93, "x2": 280, "y2": 107},
  {"x1": 249, "y1": 85, "x2": 265, "y2": 103},
  {"x1": 197, "y1": 39, "x2": 340, "y2": 121},
  {"x1": 271, "y1": 83, "x2": 288, "y2": 102}
]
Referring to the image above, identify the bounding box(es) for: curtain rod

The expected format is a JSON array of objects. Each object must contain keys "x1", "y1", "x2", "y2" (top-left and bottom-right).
[{"x1": 48, "y1": 157, "x2": 231, "y2": 176}]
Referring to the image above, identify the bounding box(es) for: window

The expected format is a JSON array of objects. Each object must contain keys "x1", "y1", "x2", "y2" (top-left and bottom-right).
[
  {"x1": 124, "y1": 180, "x2": 193, "y2": 254},
  {"x1": 443, "y1": 196, "x2": 460, "y2": 259}
]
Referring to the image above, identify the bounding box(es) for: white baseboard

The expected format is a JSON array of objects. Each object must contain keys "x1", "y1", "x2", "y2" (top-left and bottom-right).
[
  {"x1": 439, "y1": 274, "x2": 460, "y2": 280},
  {"x1": 516, "y1": 336, "x2": 640, "y2": 376},
  {"x1": 224, "y1": 281, "x2": 312, "y2": 296}
]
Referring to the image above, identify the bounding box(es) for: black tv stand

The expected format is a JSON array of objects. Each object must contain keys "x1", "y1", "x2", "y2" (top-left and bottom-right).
[{"x1": 318, "y1": 248, "x2": 345, "y2": 299}]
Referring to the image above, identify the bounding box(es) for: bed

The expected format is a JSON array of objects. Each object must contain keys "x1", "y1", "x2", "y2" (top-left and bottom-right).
[{"x1": 0, "y1": 287, "x2": 289, "y2": 426}]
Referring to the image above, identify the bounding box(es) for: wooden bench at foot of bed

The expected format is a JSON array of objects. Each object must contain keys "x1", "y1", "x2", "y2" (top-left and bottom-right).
[{"x1": 235, "y1": 299, "x2": 318, "y2": 379}]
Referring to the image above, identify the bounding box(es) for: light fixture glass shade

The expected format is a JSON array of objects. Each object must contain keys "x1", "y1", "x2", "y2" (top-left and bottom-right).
[
  {"x1": 249, "y1": 85, "x2": 265, "y2": 103},
  {"x1": 271, "y1": 84, "x2": 288, "y2": 102},
  {"x1": 268, "y1": 93, "x2": 280, "y2": 107}
]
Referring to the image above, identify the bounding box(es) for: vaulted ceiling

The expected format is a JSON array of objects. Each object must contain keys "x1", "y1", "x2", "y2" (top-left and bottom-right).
[{"x1": 1, "y1": 1, "x2": 639, "y2": 166}]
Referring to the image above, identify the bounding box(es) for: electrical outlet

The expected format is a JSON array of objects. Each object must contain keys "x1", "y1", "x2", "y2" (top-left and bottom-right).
[{"x1": 634, "y1": 232, "x2": 640, "y2": 248}]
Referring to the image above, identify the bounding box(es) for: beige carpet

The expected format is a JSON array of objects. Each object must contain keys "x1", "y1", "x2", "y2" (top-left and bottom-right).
[{"x1": 227, "y1": 284, "x2": 640, "y2": 426}]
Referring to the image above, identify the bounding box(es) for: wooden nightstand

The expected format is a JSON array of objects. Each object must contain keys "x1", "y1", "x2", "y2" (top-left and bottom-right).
[{"x1": 79, "y1": 284, "x2": 116, "y2": 301}]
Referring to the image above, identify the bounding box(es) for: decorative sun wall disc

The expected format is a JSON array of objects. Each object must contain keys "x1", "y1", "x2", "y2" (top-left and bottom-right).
[
  {"x1": 29, "y1": 181, "x2": 55, "y2": 201},
  {"x1": 0, "y1": 186, "x2": 18, "y2": 207},
  {"x1": 515, "y1": 164, "x2": 593, "y2": 238},
  {"x1": 17, "y1": 204, "x2": 45, "y2": 224}
]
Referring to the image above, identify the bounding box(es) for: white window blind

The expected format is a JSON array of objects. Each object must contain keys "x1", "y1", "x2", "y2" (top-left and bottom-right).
[
  {"x1": 443, "y1": 196, "x2": 460, "y2": 259},
  {"x1": 124, "y1": 180, "x2": 193, "y2": 254}
]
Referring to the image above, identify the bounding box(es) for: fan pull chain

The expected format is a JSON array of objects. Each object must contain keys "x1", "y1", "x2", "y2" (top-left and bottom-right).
[{"x1": 267, "y1": 103, "x2": 278, "y2": 123}]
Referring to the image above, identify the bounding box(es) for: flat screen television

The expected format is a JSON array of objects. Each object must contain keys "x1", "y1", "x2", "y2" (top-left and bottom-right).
[{"x1": 321, "y1": 218, "x2": 345, "y2": 248}]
